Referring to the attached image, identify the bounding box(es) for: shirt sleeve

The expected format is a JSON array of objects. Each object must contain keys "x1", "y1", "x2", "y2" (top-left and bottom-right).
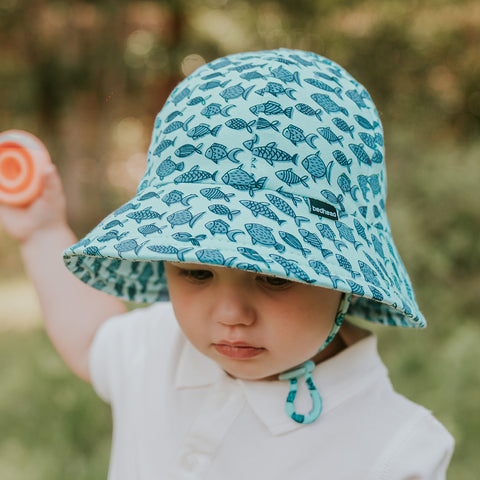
[{"x1": 370, "y1": 407, "x2": 455, "y2": 480}]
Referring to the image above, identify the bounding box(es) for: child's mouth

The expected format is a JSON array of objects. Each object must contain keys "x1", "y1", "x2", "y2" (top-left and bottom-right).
[{"x1": 213, "y1": 342, "x2": 266, "y2": 359}]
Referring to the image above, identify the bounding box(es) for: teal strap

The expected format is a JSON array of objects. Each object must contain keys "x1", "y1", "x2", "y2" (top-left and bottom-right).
[
  {"x1": 278, "y1": 293, "x2": 353, "y2": 424},
  {"x1": 278, "y1": 360, "x2": 321, "y2": 424}
]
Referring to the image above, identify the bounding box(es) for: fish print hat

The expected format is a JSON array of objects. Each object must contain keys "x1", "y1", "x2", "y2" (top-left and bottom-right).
[{"x1": 64, "y1": 48, "x2": 425, "y2": 330}]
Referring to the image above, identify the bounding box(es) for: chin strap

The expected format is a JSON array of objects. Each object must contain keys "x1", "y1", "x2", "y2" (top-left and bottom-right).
[{"x1": 278, "y1": 292, "x2": 353, "y2": 424}]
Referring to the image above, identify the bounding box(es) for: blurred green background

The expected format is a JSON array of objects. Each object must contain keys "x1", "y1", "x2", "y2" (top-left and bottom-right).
[{"x1": 0, "y1": 0, "x2": 479, "y2": 478}]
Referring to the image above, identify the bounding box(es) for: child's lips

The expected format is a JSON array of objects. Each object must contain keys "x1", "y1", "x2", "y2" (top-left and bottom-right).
[{"x1": 213, "y1": 341, "x2": 266, "y2": 359}]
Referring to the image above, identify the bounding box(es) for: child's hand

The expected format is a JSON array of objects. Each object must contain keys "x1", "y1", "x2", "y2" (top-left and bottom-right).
[{"x1": 0, "y1": 164, "x2": 68, "y2": 244}]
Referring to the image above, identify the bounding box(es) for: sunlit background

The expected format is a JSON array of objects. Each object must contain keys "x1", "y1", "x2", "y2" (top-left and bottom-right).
[{"x1": 0, "y1": 0, "x2": 479, "y2": 478}]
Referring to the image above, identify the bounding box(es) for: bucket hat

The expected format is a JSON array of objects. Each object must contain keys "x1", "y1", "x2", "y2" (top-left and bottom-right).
[{"x1": 63, "y1": 48, "x2": 425, "y2": 329}]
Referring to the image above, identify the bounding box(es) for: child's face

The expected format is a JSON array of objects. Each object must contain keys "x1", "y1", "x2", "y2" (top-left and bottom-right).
[{"x1": 164, "y1": 262, "x2": 342, "y2": 381}]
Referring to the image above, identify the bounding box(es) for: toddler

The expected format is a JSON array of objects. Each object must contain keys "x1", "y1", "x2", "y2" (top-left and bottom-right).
[{"x1": 0, "y1": 48, "x2": 454, "y2": 479}]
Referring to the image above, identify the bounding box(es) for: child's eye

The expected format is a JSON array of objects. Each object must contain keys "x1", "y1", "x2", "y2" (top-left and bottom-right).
[
  {"x1": 180, "y1": 269, "x2": 212, "y2": 282},
  {"x1": 257, "y1": 274, "x2": 292, "y2": 289}
]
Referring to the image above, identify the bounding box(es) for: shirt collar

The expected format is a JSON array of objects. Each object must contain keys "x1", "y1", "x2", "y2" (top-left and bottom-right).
[{"x1": 175, "y1": 335, "x2": 387, "y2": 435}]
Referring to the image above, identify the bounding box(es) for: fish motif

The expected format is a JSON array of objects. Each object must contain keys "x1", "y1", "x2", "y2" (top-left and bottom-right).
[
  {"x1": 156, "y1": 157, "x2": 185, "y2": 180},
  {"x1": 163, "y1": 115, "x2": 194, "y2": 134},
  {"x1": 174, "y1": 165, "x2": 217, "y2": 184},
  {"x1": 358, "y1": 260, "x2": 380, "y2": 286},
  {"x1": 127, "y1": 207, "x2": 165, "y2": 224},
  {"x1": 205, "y1": 219, "x2": 244, "y2": 241},
  {"x1": 221, "y1": 165, "x2": 267, "y2": 197},
  {"x1": 201, "y1": 72, "x2": 225, "y2": 80},
  {"x1": 205, "y1": 143, "x2": 242, "y2": 163},
  {"x1": 317, "y1": 127, "x2": 343, "y2": 146},
  {"x1": 335, "y1": 254, "x2": 361, "y2": 278},
  {"x1": 114, "y1": 239, "x2": 148, "y2": 258},
  {"x1": 346, "y1": 279, "x2": 365, "y2": 296},
  {"x1": 371, "y1": 150, "x2": 383, "y2": 164},
  {"x1": 84, "y1": 246, "x2": 106, "y2": 256},
  {"x1": 249, "y1": 100, "x2": 293, "y2": 118},
  {"x1": 167, "y1": 207, "x2": 205, "y2": 228},
  {"x1": 97, "y1": 230, "x2": 127, "y2": 242},
  {"x1": 138, "y1": 192, "x2": 161, "y2": 201},
  {"x1": 337, "y1": 173, "x2": 359, "y2": 200},
  {"x1": 172, "y1": 232, "x2": 207, "y2": 246},
  {"x1": 308, "y1": 260, "x2": 344, "y2": 288},
  {"x1": 313, "y1": 71, "x2": 342, "y2": 86},
  {"x1": 201, "y1": 103, "x2": 234, "y2": 118},
  {"x1": 275, "y1": 187, "x2": 302, "y2": 206},
  {"x1": 367, "y1": 174, "x2": 382, "y2": 195},
  {"x1": 245, "y1": 223, "x2": 285, "y2": 252},
  {"x1": 187, "y1": 123, "x2": 222, "y2": 140},
  {"x1": 255, "y1": 82, "x2": 296, "y2": 100},
  {"x1": 302, "y1": 153, "x2": 333, "y2": 183},
  {"x1": 153, "y1": 137, "x2": 177, "y2": 156},
  {"x1": 332, "y1": 150, "x2": 352, "y2": 173},
  {"x1": 208, "y1": 204, "x2": 240, "y2": 221},
  {"x1": 353, "y1": 219, "x2": 371, "y2": 246},
  {"x1": 346, "y1": 89, "x2": 369, "y2": 109},
  {"x1": 220, "y1": 83, "x2": 254, "y2": 102},
  {"x1": 243, "y1": 134, "x2": 298, "y2": 166},
  {"x1": 332, "y1": 118, "x2": 354, "y2": 138},
  {"x1": 236, "y1": 262, "x2": 261, "y2": 272},
  {"x1": 240, "y1": 200, "x2": 286, "y2": 225},
  {"x1": 171, "y1": 87, "x2": 192, "y2": 105},
  {"x1": 354, "y1": 114, "x2": 380, "y2": 130},
  {"x1": 298, "y1": 228, "x2": 333, "y2": 258},
  {"x1": 336, "y1": 221, "x2": 362, "y2": 250},
  {"x1": 369, "y1": 285, "x2": 384, "y2": 301},
  {"x1": 357, "y1": 175, "x2": 370, "y2": 200},
  {"x1": 255, "y1": 117, "x2": 280, "y2": 132},
  {"x1": 198, "y1": 80, "x2": 231, "y2": 91},
  {"x1": 288, "y1": 53, "x2": 313, "y2": 67},
  {"x1": 371, "y1": 234, "x2": 385, "y2": 259},
  {"x1": 147, "y1": 245, "x2": 193, "y2": 261},
  {"x1": 200, "y1": 187, "x2": 235, "y2": 202},
  {"x1": 113, "y1": 202, "x2": 141, "y2": 217},
  {"x1": 316, "y1": 222, "x2": 346, "y2": 251},
  {"x1": 270, "y1": 66, "x2": 301, "y2": 85},
  {"x1": 311, "y1": 93, "x2": 348, "y2": 116},
  {"x1": 162, "y1": 190, "x2": 197, "y2": 206},
  {"x1": 275, "y1": 168, "x2": 309, "y2": 188},
  {"x1": 225, "y1": 118, "x2": 256, "y2": 133},
  {"x1": 137, "y1": 263, "x2": 153, "y2": 293},
  {"x1": 358, "y1": 132, "x2": 378, "y2": 150},
  {"x1": 270, "y1": 254, "x2": 313, "y2": 283},
  {"x1": 231, "y1": 62, "x2": 265, "y2": 72},
  {"x1": 138, "y1": 224, "x2": 166, "y2": 237},
  {"x1": 265, "y1": 193, "x2": 309, "y2": 227},
  {"x1": 187, "y1": 96, "x2": 211, "y2": 106},
  {"x1": 237, "y1": 247, "x2": 272, "y2": 268},
  {"x1": 195, "y1": 249, "x2": 236, "y2": 266},
  {"x1": 283, "y1": 124, "x2": 318, "y2": 148},
  {"x1": 304, "y1": 78, "x2": 343, "y2": 100},
  {"x1": 175, "y1": 143, "x2": 203, "y2": 158},
  {"x1": 294, "y1": 103, "x2": 323, "y2": 120},
  {"x1": 166, "y1": 110, "x2": 183, "y2": 123},
  {"x1": 279, "y1": 231, "x2": 311, "y2": 257},
  {"x1": 240, "y1": 71, "x2": 266, "y2": 81},
  {"x1": 349, "y1": 143, "x2": 371, "y2": 166}
]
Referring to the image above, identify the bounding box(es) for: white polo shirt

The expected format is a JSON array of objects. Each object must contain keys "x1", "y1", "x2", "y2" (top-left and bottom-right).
[{"x1": 90, "y1": 302, "x2": 454, "y2": 479}]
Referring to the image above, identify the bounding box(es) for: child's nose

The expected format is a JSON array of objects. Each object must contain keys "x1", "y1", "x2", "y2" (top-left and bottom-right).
[{"x1": 212, "y1": 284, "x2": 256, "y2": 327}]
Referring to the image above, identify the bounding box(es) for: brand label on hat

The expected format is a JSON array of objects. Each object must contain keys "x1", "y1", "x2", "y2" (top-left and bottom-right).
[{"x1": 308, "y1": 198, "x2": 338, "y2": 221}]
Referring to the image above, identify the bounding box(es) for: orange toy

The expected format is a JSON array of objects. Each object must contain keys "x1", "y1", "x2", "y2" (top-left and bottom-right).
[{"x1": 0, "y1": 130, "x2": 52, "y2": 207}]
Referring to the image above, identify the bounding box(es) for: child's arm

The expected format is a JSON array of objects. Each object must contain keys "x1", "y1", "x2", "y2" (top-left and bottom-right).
[{"x1": 0, "y1": 164, "x2": 127, "y2": 382}]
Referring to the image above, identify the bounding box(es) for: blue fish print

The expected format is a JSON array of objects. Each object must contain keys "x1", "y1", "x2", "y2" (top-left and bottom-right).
[
  {"x1": 337, "y1": 173, "x2": 359, "y2": 200},
  {"x1": 237, "y1": 247, "x2": 272, "y2": 268},
  {"x1": 205, "y1": 219, "x2": 243, "y2": 241},
  {"x1": 255, "y1": 117, "x2": 280, "y2": 132},
  {"x1": 265, "y1": 193, "x2": 309, "y2": 227},
  {"x1": 275, "y1": 168, "x2": 309, "y2": 188},
  {"x1": 199, "y1": 79, "x2": 231, "y2": 91},
  {"x1": 175, "y1": 143, "x2": 204, "y2": 158},
  {"x1": 195, "y1": 249, "x2": 236, "y2": 266},
  {"x1": 97, "y1": 230, "x2": 127, "y2": 242},
  {"x1": 279, "y1": 231, "x2": 311, "y2": 257},
  {"x1": 163, "y1": 115, "x2": 194, "y2": 134},
  {"x1": 127, "y1": 206, "x2": 165, "y2": 224},
  {"x1": 114, "y1": 239, "x2": 148, "y2": 258},
  {"x1": 298, "y1": 228, "x2": 333, "y2": 259},
  {"x1": 346, "y1": 89, "x2": 369, "y2": 109},
  {"x1": 187, "y1": 123, "x2": 221, "y2": 140},
  {"x1": 304, "y1": 78, "x2": 343, "y2": 100},
  {"x1": 221, "y1": 165, "x2": 267, "y2": 197},
  {"x1": 243, "y1": 134, "x2": 298, "y2": 166},
  {"x1": 308, "y1": 260, "x2": 344, "y2": 288},
  {"x1": 138, "y1": 224, "x2": 166, "y2": 237},
  {"x1": 346, "y1": 279, "x2": 365, "y2": 296},
  {"x1": 187, "y1": 95, "x2": 210, "y2": 106},
  {"x1": 270, "y1": 254, "x2": 313, "y2": 283},
  {"x1": 156, "y1": 157, "x2": 185, "y2": 180},
  {"x1": 332, "y1": 118, "x2": 354, "y2": 138},
  {"x1": 201, "y1": 103, "x2": 234, "y2": 118},
  {"x1": 240, "y1": 71, "x2": 266, "y2": 81},
  {"x1": 354, "y1": 114, "x2": 380, "y2": 130},
  {"x1": 153, "y1": 137, "x2": 177, "y2": 156},
  {"x1": 162, "y1": 190, "x2": 197, "y2": 207},
  {"x1": 236, "y1": 262, "x2": 261, "y2": 272},
  {"x1": 220, "y1": 83, "x2": 254, "y2": 102},
  {"x1": 200, "y1": 187, "x2": 235, "y2": 202},
  {"x1": 245, "y1": 223, "x2": 285, "y2": 252},
  {"x1": 138, "y1": 192, "x2": 161, "y2": 201},
  {"x1": 358, "y1": 260, "x2": 380, "y2": 287},
  {"x1": 317, "y1": 127, "x2": 343, "y2": 146},
  {"x1": 357, "y1": 175, "x2": 370, "y2": 200},
  {"x1": 283, "y1": 124, "x2": 318, "y2": 148},
  {"x1": 147, "y1": 245, "x2": 193, "y2": 261},
  {"x1": 294, "y1": 103, "x2": 323, "y2": 121},
  {"x1": 336, "y1": 221, "x2": 362, "y2": 250},
  {"x1": 172, "y1": 232, "x2": 206, "y2": 246},
  {"x1": 171, "y1": 87, "x2": 192, "y2": 105},
  {"x1": 225, "y1": 118, "x2": 256, "y2": 133},
  {"x1": 166, "y1": 110, "x2": 183, "y2": 123},
  {"x1": 371, "y1": 234, "x2": 386, "y2": 259},
  {"x1": 316, "y1": 223, "x2": 346, "y2": 251},
  {"x1": 358, "y1": 132, "x2": 378, "y2": 150},
  {"x1": 205, "y1": 143, "x2": 242, "y2": 163},
  {"x1": 332, "y1": 150, "x2": 353, "y2": 173},
  {"x1": 311, "y1": 93, "x2": 349, "y2": 116},
  {"x1": 84, "y1": 246, "x2": 106, "y2": 256},
  {"x1": 249, "y1": 100, "x2": 293, "y2": 118},
  {"x1": 240, "y1": 200, "x2": 286, "y2": 225},
  {"x1": 270, "y1": 66, "x2": 301, "y2": 85},
  {"x1": 174, "y1": 165, "x2": 217, "y2": 184},
  {"x1": 208, "y1": 204, "x2": 240, "y2": 221},
  {"x1": 353, "y1": 218, "x2": 371, "y2": 246},
  {"x1": 275, "y1": 186, "x2": 302, "y2": 207},
  {"x1": 255, "y1": 82, "x2": 296, "y2": 100},
  {"x1": 367, "y1": 174, "x2": 382, "y2": 195},
  {"x1": 313, "y1": 71, "x2": 342, "y2": 86},
  {"x1": 167, "y1": 207, "x2": 205, "y2": 228},
  {"x1": 302, "y1": 153, "x2": 333, "y2": 183},
  {"x1": 113, "y1": 202, "x2": 140, "y2": 217},
  {"x1": 335, "y1": 254, "x2": 361, "y2": 278},
  {"x1": 349, "y1": 143, "x2": 371, "y2": 166}
]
